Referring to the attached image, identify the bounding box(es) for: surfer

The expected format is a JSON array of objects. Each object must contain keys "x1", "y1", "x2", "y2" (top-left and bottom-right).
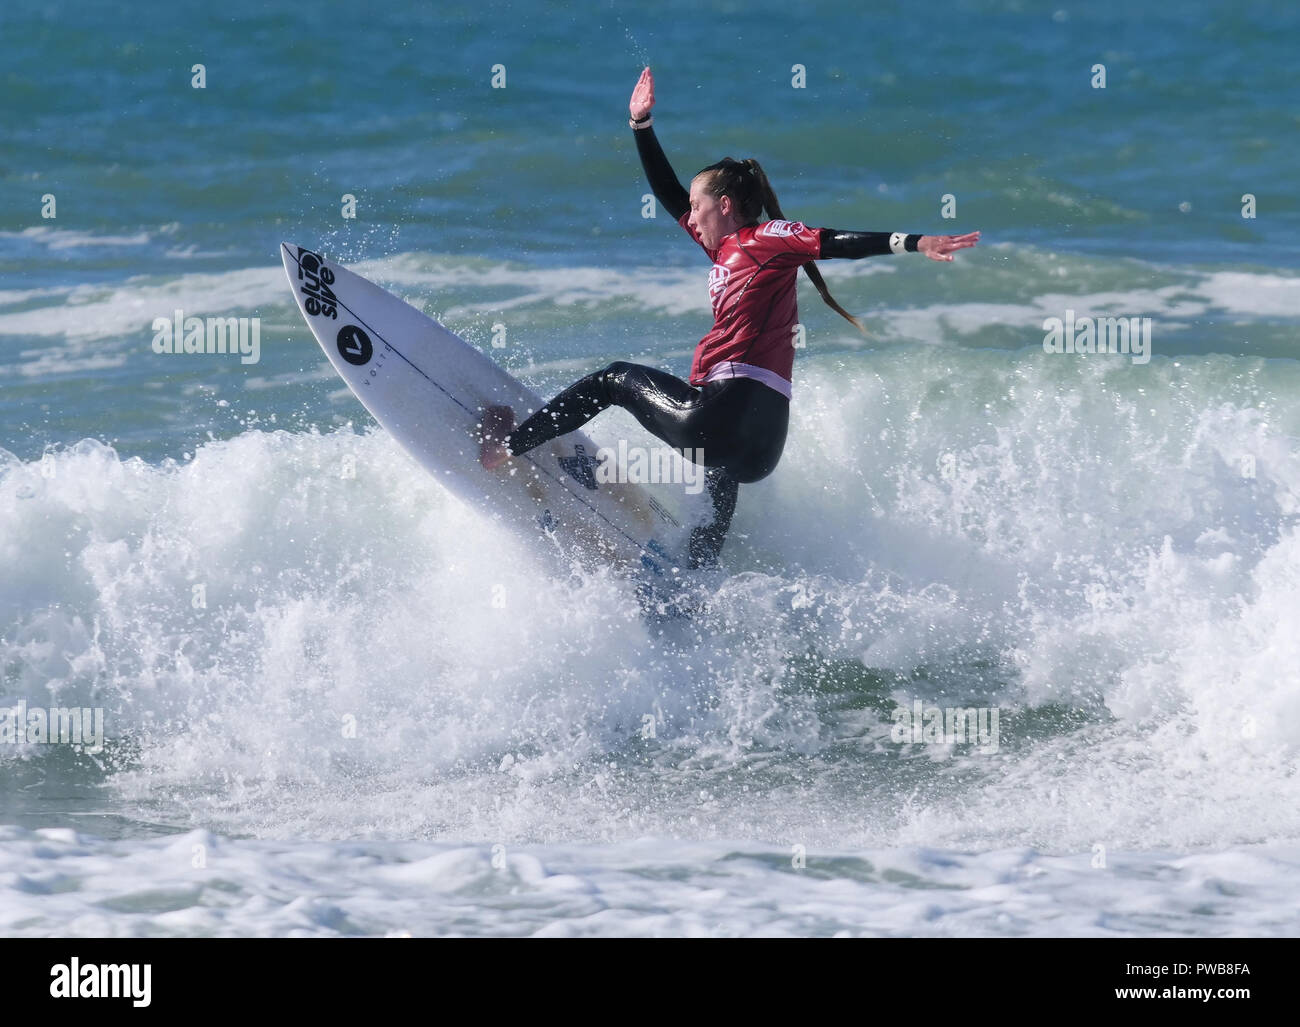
[{"x1": 481, "y1": 66, "x2": 979, "y2": 568}]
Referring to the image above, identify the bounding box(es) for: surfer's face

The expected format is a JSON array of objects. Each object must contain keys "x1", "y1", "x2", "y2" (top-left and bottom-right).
[{"x1": 688, "y1": 177, "x2": 739, "y2": 251}]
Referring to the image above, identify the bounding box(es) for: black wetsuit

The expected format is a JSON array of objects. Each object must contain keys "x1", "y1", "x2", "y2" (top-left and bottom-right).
[
  {"x1": 507, "y1": 363, "x2": 787, "y2": 568},
  {"x1": 506, "y1": 124, "x2": 918, "y2": 569}
]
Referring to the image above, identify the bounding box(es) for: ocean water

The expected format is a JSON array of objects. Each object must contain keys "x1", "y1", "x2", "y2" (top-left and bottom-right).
[{"x1": 2, "y1": 0, "x2": 1299, "y2": 937}]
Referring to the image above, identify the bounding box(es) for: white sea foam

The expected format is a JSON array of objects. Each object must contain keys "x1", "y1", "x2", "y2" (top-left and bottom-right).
[
  {"x1": 2, "y1": 250, "x2": 1299, "y2": 946},
  {"x1": 0, "y1": 827, "x2": 1295, "y2": 937},
  {"x1": 0, "y1": 344, "x2": 1296, "y2": 864}
]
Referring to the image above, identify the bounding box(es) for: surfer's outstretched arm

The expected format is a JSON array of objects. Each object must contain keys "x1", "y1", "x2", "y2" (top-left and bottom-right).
[
  {"x1": 628, "y1": 67, "x2": 690, "y2": 221},
  {"x1": 820, "y1": 229, "x2": 981, "y2": 261}
]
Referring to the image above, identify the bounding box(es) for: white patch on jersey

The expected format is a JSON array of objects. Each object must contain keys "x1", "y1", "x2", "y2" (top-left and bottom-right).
[
  {"x1": 759, "y1": 219, "x2": 805, "y2": 238},
  {"x1": 708, "y1": 264, "x2": 731, "y2": 314}
]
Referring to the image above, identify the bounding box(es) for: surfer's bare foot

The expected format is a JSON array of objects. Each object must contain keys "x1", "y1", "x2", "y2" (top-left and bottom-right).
[{"x1": 478, "y1": 404, "x2": 515, "y2": 469}]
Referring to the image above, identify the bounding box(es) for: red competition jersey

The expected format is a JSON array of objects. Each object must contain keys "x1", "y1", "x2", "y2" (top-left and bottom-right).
[{"x1": 678, "y1": 213, "x2": 822, "y2": 387}]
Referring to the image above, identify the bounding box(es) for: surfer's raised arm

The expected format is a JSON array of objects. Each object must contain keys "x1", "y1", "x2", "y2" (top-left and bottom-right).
[
  {"x1": 627, "y1": 68, "x2": 980, "y2": 264},
  {"x1": 628, "y1": 67, "x2": 690, "y2": 221}
]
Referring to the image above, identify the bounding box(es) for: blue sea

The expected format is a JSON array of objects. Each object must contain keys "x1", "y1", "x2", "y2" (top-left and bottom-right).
[{"x1": 2, "y1": 0, "x2": 1299, "y2": 936}]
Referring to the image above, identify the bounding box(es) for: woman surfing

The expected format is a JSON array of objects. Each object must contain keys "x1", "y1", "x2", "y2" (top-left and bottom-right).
[{"x1": 480, "y1": 67, "x2": 979, "y2": 569}]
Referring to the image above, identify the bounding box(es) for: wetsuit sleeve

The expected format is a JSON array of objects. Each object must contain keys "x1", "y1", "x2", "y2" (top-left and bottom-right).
[
  {"x1": 634, "y1": 125, "x2": 690, "y2": 222},
  {"x1": 819, "y1": 230, "x2": 921, "y2": 258}
]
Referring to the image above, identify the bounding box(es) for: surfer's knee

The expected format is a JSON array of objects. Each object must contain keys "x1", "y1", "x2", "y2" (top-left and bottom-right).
[
  {"x1": 727, "y1": 446, "x2": 783, "y2": 485},
  {"x1": 597, "y1": 361, "x2": 637, "y2": 401},
  {"x1": 729, "y1": 466, "x2": 770, "y2": 486}
]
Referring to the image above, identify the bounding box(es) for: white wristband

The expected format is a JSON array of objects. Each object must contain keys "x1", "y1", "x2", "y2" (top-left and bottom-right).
[
  {"x1": 889, "y1": 232, "x2": 907, "y2": 255},
  {"x1": 630, "y1": 115, "x2": 654, "y2": 129}
]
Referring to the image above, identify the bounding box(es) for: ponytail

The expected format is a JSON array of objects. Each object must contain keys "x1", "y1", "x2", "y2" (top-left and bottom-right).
[{"x1": 698, "y1": 157, "x2": 866, "y2": 335}]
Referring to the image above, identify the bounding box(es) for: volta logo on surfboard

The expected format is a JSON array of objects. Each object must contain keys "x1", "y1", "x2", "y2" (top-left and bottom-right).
[{"x1": 336, "y1": 325, "x2": 373, "y2": 366}]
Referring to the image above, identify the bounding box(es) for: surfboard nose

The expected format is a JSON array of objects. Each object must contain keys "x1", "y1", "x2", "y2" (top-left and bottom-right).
[{"x1": 280, "y1": 241, "x2": 306, "y2": 274}]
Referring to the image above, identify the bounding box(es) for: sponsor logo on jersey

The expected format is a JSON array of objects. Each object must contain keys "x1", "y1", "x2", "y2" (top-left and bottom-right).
[
  {"x1": 707, "y1": 264, "x2": 731, "y2": 314},
  {"x1": 759, "y1": 219, "x2": 804, "y2": 238},
  {"x1": 296, "y1": 247, "x2": 339, "y2": 320},
  {"x1": 558, "y1": 443, "x2": 600, "y2": 490}
]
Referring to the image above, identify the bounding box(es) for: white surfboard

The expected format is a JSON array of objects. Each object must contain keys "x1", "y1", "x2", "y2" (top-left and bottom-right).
[{"x1": 279, "y1": 242, "x2": 692, "y2": 579}]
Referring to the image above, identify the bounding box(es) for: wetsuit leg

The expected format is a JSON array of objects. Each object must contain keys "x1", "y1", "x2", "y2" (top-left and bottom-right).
[
  {"x1": 509, "y1": 361, "x2": 788, "y2": 480},
  {"x1": 508, "y1": 362, "x2": 788, "y2": 568},
  {"x1": 688, "y1": 467, "x2": 739, "y2": 569},
  {"x1": 508, "y1": 361, "x2": 702, "y2": 458}
]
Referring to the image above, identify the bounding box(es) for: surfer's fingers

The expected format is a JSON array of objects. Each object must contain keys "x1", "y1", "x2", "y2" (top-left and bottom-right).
[
  {"x1": 630, "y1": 67, "x2": 655, "y2": 114},
  {"x1": 937, "y1": 233, "x2": 979, "y2": 253},
  {"x1": 921, "y1": 239, "x2": 957, "y2": 261}
]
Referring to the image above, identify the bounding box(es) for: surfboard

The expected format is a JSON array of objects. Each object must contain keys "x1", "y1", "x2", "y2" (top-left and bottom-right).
[{"x1": 279, "y1": 242, "x2": 693, "y2": 583}]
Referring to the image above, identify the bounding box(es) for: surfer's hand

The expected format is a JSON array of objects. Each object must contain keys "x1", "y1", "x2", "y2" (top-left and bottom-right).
[
  {"x1": 918, "y1": 231, "x2": 980, "y2": 262},
  {"x1": 630, "y1": 67, "x2": 655, "y2": 120}
]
